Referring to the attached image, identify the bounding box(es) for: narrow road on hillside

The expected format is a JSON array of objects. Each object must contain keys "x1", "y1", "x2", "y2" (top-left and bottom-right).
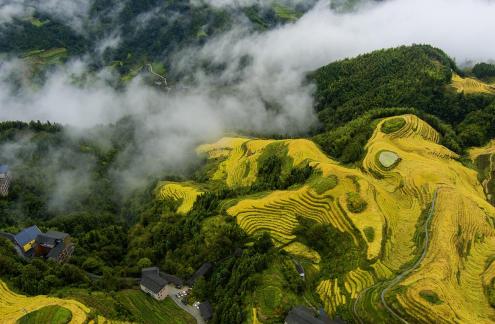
[
  {"x1": 146, "y1": 64, "x2": 170, "y2": 89},
  {"x1": 352, "y1": 189, "x2": 439, "y2": 323},
  {"x1": 168, "y1": 286, "x2": 205, "y2": 324}
]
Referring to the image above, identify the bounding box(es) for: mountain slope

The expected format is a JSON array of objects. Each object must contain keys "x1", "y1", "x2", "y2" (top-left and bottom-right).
[{"x1": 185, "y1": 113, "x2": 495, "y2": 322}]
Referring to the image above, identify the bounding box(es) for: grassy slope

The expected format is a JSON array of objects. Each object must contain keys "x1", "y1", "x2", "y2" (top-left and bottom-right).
[
  {"x1": 17, "y1": 305, "x2": 72, "y2": 324},
  {"x1": 116, "y1": 289, "x2": 195, "y2": 324}
]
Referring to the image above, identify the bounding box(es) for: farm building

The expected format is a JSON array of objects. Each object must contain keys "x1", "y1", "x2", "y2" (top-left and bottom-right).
[
  {"x1": 284, "y1": 306, "x2": 342, "y2": 324},
  {"x1": 35, "y1": 231, "x2": 74, "y2": 262},
  {"x1": 160, "y1": 272, "x2": 184, "y2": 288},
  {"x1": 187, "y1": 262, "x2": 213, "y2": 286},
  {"x1": 198, "y1": 301, "x2": 212, "y2": 321},
  {"x1": 0, "y1": 165, "x2": 11, "y2": 197},
  {"x1": 14, "y1": 225, "x2": 42, "y2": 253},
  {"x1": 140, "y1": 267, "x2": 171, "y2": 301},
  {"x1": 13, "y1": 226, "x2": 74, "y2": 262}
]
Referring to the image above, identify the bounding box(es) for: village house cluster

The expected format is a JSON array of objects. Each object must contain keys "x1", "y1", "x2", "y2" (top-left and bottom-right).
[{"x1": 13, "y1": 225, "x2": 74, "y2": 263}]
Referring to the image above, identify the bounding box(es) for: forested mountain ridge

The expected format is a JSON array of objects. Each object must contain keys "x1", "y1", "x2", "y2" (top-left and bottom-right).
[{"x1": 312, "y1": 45, "x2": 495, "y2": 163}]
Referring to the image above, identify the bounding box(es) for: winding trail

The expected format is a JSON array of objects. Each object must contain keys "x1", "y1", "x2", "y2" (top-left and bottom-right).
[
  {"x1": 146, "y1": 63, "x2": 170, "y2": 89},
  {"x1": 352, "y1": 189, "x2": 439, "y2": 323}
]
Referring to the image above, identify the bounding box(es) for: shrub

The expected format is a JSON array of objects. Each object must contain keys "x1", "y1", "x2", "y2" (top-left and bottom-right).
[
  {"x1": 346, "y1": 192, "x2": 367, "y2": 213},
  {"x1": 310, "y1": 175, "x2": 338, "y2": 194},
  {"x1": 363, "y1": 227, "x2": 375, "y2": 242},
  {"x1": 381, "y1": 117, "x2": 406, "y2": 134},
  {"x1": 472, "y1": 62, "x2": 495, "y2": 80},
  {"x1": 419, "y1": 290, "x2": 443, "y2": 305}
]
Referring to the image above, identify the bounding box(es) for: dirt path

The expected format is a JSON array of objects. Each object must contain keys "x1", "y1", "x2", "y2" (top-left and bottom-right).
[{"x1": 352, "y1": 189, "x2": 439, "y2": 323}]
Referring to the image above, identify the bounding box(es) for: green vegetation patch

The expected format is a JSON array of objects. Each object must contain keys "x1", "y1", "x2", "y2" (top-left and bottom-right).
[
  {"x1": 419, "y1": 290, "x2": 443, "y2": 305},
  {"x1": 309, "y1": 175, "x2": 338, "y2": 194},
  {"x1": 472, "y1": 62, "x2": 495, "y2": 81},
  {"x1": 272, "y1": 3, "x2": 300, "y2": 22},
  {"x1": 252, "y1": 142, "x2": 313, "y2": 191},
  {"x1": 30, "y1": 17, "x2": 50, "y2": 28},
  {"x1": 363, "y1": 226, "x2": 375, "y2": 242},
  {"x1": 252, "y1": 256, "x2": 305, "y2": 320},
  {"x1": 377, "y1": 150, "x2": 401, "y2": 170},
  {"x1": 474, "y1": 153, "x2": 495, "y2": 205},
  {"x1": 381, "y1": 117, "x2": 406, "y2": 134},
  {"x1": 17, "y1": 305, "x2": 72, "y2": 324},
  {"x1": 293, "y1": 217, "x2": 368, "y2": 279},
  {"x1": 258, "y1": 286, "x2": 283, "y2": 311},
  {"x1": 488, "y1": 278, "x2": 495, "y2": 308},
  {"x1": 116, "y1": 290, "x2": 195, "y2": 324},
  {"x1": 346, "y1": 192, "x2": 367, "y2": 213},
  {"x1": 22, "y1": 48, "x2": 68, "y2": 67}
]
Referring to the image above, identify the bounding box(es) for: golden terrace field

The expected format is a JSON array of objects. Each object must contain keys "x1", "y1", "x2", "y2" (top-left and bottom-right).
[
  {"x1": 157, "y1": 182, "x2": 203, "y2": 214},
  {"x1": 197, "y1": 114, "x2": 495, "y2": 322},
  {"x1": 0, "y1": 280, "x2": 112, "y2": 324},
  {"x1": 451, "y1": 73, "x2": 495, "y2": 94}
]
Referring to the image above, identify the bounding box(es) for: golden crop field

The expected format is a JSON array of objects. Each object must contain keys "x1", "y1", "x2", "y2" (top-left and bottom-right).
[
  {"x1": 451, "y1": 73, "x2": 495, "y2": 94},
  {"x1": 196, "y1": 113, "x2": 495, "y2": 320},
  {"x1": 0, "y1": 280, "x2": 95, "y2": 324},
  {"x1": 282, "y1": 242, "x2": 321, "y2": 264},
  {"x1": 157, "y1": 182, "x2": 203, "y2": 214},
  {"x1": 317, "y1": 279, "x2": 346, "y2": 316},
  {"x1": 344, "y1": 268, "x2": 374, "y2": 299}
]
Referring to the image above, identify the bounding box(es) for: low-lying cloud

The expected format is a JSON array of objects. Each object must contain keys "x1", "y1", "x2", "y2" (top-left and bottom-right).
[{"x1": 1, "y1": 0, "x2": 495, "y2": 202}]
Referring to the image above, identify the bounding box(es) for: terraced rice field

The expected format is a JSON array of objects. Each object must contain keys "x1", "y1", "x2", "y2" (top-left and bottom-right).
[
  {"x1": 392, "y1": 188, "x2": 495, "y2": 323},
  {"x1": 317, "y1": 279, "x2": 346, "y2": 316},
  {"x1": 344, "y1": 268, "x2": 375, "y2": 299},
  {"x1": 227, "y1": 186, "x2": 356, "y2": 245},
  {"x1": 470, "y1": 140, "x2": 495, "y2": 205},
  {"x1": 157, "y1": 182, "x2": 203, "y2": 214},
  {"x1": 116, "y1": 290, "x2": 195, "y2": 324},
  {"x1": 451, "y1": 73, "x2": 495, "y2": 94},
  {"x1": 0, "y1": 280, "x2": 93, "y2": 324},
  {"x1": 196, "y1": 113, "x2": 495, "y2": 321}
]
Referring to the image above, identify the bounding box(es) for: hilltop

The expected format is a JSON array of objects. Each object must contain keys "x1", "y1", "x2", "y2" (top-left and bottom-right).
[{"x1": 159, "y1": 114, "x2": 495, "y2": 322}]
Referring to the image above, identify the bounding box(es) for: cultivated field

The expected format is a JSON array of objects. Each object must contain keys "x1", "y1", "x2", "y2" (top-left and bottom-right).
[
  {"x1": 116, "y1": 290, "x2": 195, "y2": 324},
  {"x1": 157, "y1": 182, "x2": 203, "y2": 214},
  {"x1": 193, "y1": 113, "x2": 495, "y2": 321},
  {"x1": 0, "y1": 280, "x2": 93, "y2": 324},
  {"x1": 451, "y1": 73, "x2": 495, "y2": 94}
]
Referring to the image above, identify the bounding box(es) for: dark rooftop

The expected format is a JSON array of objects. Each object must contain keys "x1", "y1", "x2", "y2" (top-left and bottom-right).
[
  {"x1": 45, "y1": 230, "x2": 69, "y2": 240},
  {"x1": 199, "y1": 301, "x2": 213, "y2": 321},
  {"x1": 141, "y1": 272, "x2": 168, "y2": 294},
  {"x1": 160, "y1": 272, "x2": 183, "y2": 286},
  {"x1": 142, "y1": 267, "x2": 160, "y2": 276},
  {"x1": 295, "y1": 262, "x2": 305, "y2": 275},
  {"x1": 47, "y1": 242, "x2": 65, "y2": 260},
  {"x1": 36, "y1": 230, "x2": 69, "y2": 247},
  {"x1": 14, "y1": 225, "x2": 42, "y2": 248},
  {"x1": 188, "y1": 262, "x2": 213, "y2": 285},
  {"x1": 36, "y1": 233, "x2": 57, "y2": 247},
  {"x1": 285, "y1": 306, "x2": 324, "y2": 324}
]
